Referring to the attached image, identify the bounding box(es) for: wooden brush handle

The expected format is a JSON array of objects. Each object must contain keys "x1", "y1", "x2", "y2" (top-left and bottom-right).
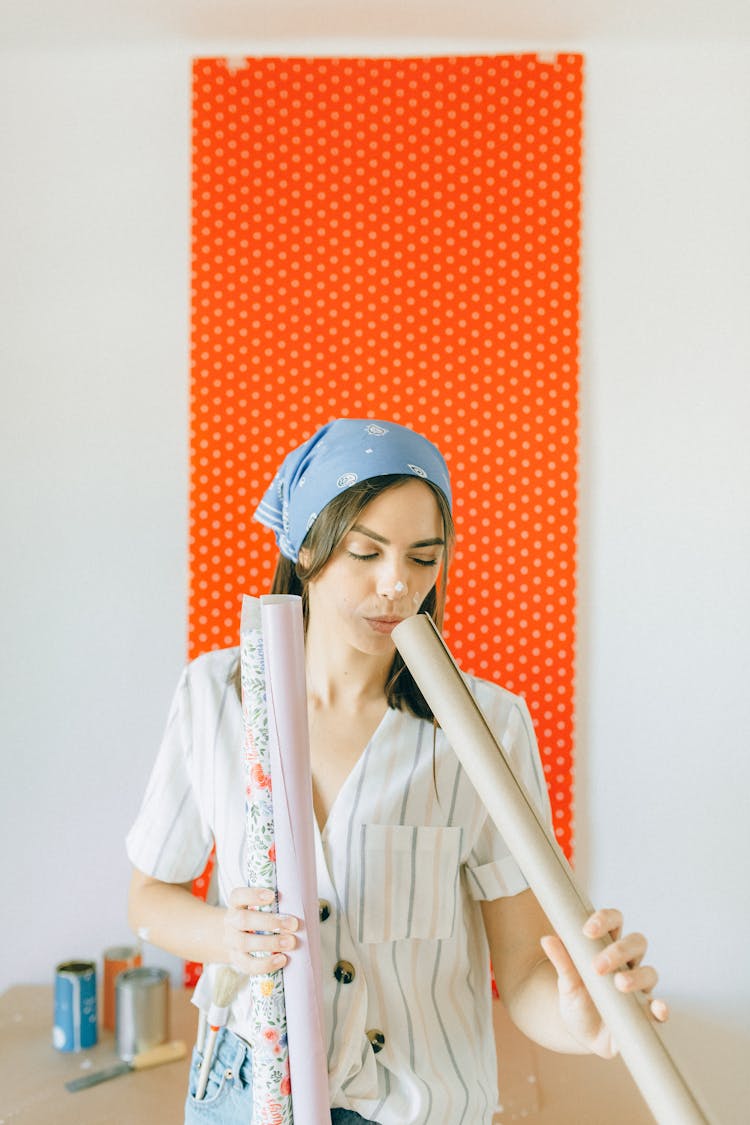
[{"x1": 131, "y1": 1040, "x2": 187, "y2": 1070}]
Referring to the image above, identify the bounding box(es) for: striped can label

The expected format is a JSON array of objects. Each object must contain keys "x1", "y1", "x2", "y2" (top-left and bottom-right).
[{"x1": 53, "y1": 960, "x2": 97, "y2": 1051}]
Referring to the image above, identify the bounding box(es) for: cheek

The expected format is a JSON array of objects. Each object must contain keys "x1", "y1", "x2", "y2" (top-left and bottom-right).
[
  {"x1": 336, "y1": 589, "x2": 359, "y2": 614},
  {"x1": 412, "y1": 571, "x2": 439, "y2": 608}
]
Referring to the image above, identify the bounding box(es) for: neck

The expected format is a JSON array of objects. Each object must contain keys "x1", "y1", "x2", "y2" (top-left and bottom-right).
[{"x1": 304, "y1": 621, "x2": 392, "y2": 710}]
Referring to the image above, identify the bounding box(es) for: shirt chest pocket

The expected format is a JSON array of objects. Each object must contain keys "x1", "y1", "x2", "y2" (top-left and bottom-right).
[{"x1": 357, "y1": 824, "x2": 463, "y2": 943}]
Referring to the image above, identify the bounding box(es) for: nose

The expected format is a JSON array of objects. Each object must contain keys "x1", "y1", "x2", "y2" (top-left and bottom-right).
[{"x1": 377, "y1": 567, "x2": 408, "y2": 600}]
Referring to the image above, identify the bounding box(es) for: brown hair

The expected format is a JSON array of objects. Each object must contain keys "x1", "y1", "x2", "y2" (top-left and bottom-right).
[{"x1": 270, "y1": 474, "x2": 454, "y2": 720}]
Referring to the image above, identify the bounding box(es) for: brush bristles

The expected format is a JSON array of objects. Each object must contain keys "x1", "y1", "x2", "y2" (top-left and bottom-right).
[{"x1": 214, "y1": 965, "x2": 244, "y2": 1007}]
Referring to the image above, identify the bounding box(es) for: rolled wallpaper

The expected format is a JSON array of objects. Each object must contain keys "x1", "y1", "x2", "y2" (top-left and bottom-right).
[
  {"x1": 392, "y1": 613, "x2": 713, "y2": 1125},
  {"x1": 240, "y1": 595, "x2": 328, "y2": 1125},
  {"x1": 260, "y1": 596, "x2": 329, "y2": 1123}
]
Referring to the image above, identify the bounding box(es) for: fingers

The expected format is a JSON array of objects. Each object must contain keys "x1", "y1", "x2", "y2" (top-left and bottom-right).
[
  {"x1": 540, "y1": 935, "x2": 575, "y2": 978},
  {"x1": 226, "y1": 886, "x2": 299, "y2": 932},
  {"x1": 583, "y1": 909, "x2": 670, "y2": 1024},
  {"x1": 613, "y1": 965, "x2": 669, "y2": 1024},
  {"x1": 228, "y1": 886, "x2": 276, "y2": 910},
  {"x1": 649, "y1": 998, "x2": 670, "y2": 1023},
  {"x1": 225, "y1": 906, "x2": 299, "y2": 935},
  {"x1": 231, "y1": 929, "x2": 298, "y2": 976},
  {"x1": 540, "y1": 934, "x2": 582, "y2": 998},
  {"x1": 592, "y1": 930, "x2": 648, "y2": 975},
  {"x1": 613, "y1": 963, "x2": 658, "y2": 995},
  {"x1": 226, "y1": 927, "x2": 297, "y2": 976},
  {"x1": 583, "y1": 908, "x2": 623, "y2": 942},
  {"x1": 225, "y1": 886, "x2": 300, "y2": 975}
]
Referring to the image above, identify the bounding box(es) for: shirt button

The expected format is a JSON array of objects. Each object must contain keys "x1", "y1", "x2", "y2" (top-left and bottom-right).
[
  {"x1": 333, "y1": 960, "x2": 355, "y2": 984},
  {"x1": 319, "y1": 899, "x2": 331, "y2": 922},
  {"x1": 366, "y1": 1029, "x2": 385, "y2": 1054}
]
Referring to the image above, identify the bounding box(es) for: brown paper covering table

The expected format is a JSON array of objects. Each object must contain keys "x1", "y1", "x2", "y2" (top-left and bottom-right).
[
  {"x1": 0, "y1": 984, "x2": 653, "y2": 1124},
  {"x1": 0, "y1": 984, "x2": 194, "y2": 1124}
]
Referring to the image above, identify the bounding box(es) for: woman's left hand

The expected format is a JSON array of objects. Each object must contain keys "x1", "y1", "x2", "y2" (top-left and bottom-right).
[{"x1": 540, "y1": 908, "x2": 669, "y2": 1059}]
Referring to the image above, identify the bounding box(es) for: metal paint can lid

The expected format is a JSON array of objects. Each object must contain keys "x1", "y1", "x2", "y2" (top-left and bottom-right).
[{"x1": 56, "y1": 959, "x2": 96, "y2": 977}]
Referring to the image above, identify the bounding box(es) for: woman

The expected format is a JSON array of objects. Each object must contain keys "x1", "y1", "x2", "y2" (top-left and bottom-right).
[{"x1": 127, "y1": 418, "x2": 666, "y2": 1124}]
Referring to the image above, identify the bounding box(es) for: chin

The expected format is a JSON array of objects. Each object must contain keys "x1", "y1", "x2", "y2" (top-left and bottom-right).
[{"x1": 353, "y1": 626, "x2": 397, "y2": 656}]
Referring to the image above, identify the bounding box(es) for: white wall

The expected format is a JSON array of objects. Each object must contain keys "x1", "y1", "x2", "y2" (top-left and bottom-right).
[
  {"x1": 575, "y1": 44, "x2": 750, "y2": 1121},
  {"x1": 2, "y1": 33, "x2": 748, "y2": 1121},
  {"x1": 0, "y1": 45, "x2": 193, "y2": 983}
]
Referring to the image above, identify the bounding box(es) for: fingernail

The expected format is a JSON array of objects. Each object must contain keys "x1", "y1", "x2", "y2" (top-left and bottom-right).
[
  {"x1": 279, "y1": 915, "x2": 298, "y2": 931},
  {"x1": 583, "y1": 919, "x2": 598, "y2": 937},
  {"x1": 279, "y1": 935, "x2": 295, "y2": 950},
  {"x1": 272, "y1": 954, "x2": 286, "y2": 968},
  {"x1": 259, "y1": 890, "x2": 275, "y2": 904},
  {"x1": 593, "y1": 953, "x2": 609, "y2": 973}
]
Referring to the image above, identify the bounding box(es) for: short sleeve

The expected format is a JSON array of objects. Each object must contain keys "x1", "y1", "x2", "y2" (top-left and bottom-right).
[
  {"x1": 126, "y1": 667, "x2": 214, "y2": 883},
  {"x1": 465, "y1": 690, "x2": 552, "y2": 902}
]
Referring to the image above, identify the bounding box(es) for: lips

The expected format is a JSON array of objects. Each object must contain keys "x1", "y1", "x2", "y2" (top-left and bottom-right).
[{"x1": 364, "y1": 617, "x2": 404, "y2": 635}]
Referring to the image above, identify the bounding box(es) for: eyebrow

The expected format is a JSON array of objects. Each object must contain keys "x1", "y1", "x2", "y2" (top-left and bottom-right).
[{"x1": 350, "y1": 523, "x2": 445, "y2": 549}]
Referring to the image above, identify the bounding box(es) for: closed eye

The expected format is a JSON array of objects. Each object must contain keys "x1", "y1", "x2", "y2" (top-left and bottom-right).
[{"x1": 346, "y1": 551, "x2": 439, "y2": 568}]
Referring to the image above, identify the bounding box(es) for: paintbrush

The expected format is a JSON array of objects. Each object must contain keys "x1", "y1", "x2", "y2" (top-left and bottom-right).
[
  {"x1": 65, "y1": 1040, "x2": 186, "y2": 1091},
  {"x1": 195, "y1": 965, "x2": 246, "y2": 1100}
]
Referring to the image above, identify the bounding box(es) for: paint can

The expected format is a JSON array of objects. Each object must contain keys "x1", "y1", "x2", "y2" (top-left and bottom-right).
[
  {"x1": 102, "y1": 944, "x2": 142, "y2": 1031},
  {"x1": 115, "y1": 966, "x2": 169, "y2": 1061},
  {"x1": 53, "y1": 960, "x2": 98, "y2": 1051}
]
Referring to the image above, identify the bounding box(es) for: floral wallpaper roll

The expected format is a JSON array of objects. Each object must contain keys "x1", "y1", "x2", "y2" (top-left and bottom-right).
[{"x1": 240, "y1": 597, "x2": 293, "y2": 1124}]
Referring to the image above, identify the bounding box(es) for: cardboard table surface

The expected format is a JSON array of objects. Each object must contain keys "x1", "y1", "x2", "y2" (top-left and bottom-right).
[
  {"x1": 0, "y1": 984, "x2": 654, "y2": 1124},
  {"x1": 0, "y1": 984, "x2": 195, "y2": 1124}
]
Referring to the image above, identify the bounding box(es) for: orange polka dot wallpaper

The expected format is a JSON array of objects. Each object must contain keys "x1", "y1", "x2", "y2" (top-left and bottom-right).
[{"x1": 189, "y1": 54, "x2": 582, "y2": 859}]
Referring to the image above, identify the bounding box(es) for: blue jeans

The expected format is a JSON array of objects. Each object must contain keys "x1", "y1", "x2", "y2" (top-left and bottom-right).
[{"x1": 184, "y1": 1026, "x2": 377, "y2": 1124}]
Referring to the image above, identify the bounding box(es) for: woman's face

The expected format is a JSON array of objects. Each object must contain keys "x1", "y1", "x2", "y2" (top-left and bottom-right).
[{"x1": 302, "y1": 479, "x2": 445, "y2": 658}]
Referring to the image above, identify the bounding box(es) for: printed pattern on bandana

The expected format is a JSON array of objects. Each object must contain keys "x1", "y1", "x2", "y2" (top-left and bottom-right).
[
  {"x1": 254, "y1": 418, "x2": 452, "y2": 561},
  {"x1": 189, "y1": 53, "x2": 582, "y2": 860}
]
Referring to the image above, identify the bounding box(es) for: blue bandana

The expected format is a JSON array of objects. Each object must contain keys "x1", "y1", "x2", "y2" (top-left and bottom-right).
[{"x1": 254, "y1": 419, "x2": 452, "y2": 561}]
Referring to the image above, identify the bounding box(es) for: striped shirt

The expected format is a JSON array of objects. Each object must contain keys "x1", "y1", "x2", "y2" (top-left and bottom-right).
[{"x1": 126, "y1": 647, "x2": 551, "y2": 1125}]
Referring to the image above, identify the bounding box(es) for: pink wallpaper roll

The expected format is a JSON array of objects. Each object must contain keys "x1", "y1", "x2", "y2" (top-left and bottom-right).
[{"x1": 259, "y1": 595, "x2": 329, "y2": 1124}]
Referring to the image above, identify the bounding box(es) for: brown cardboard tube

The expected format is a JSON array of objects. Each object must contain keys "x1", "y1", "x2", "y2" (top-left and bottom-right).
[{"x1": 392, "y1": 613, "x2": 714, "y2": 1125}]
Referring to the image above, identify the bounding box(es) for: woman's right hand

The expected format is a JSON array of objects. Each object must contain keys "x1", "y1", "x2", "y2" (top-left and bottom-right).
[{"x1": 223, "y1": 886, "x2": 299, "y2": 975}]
